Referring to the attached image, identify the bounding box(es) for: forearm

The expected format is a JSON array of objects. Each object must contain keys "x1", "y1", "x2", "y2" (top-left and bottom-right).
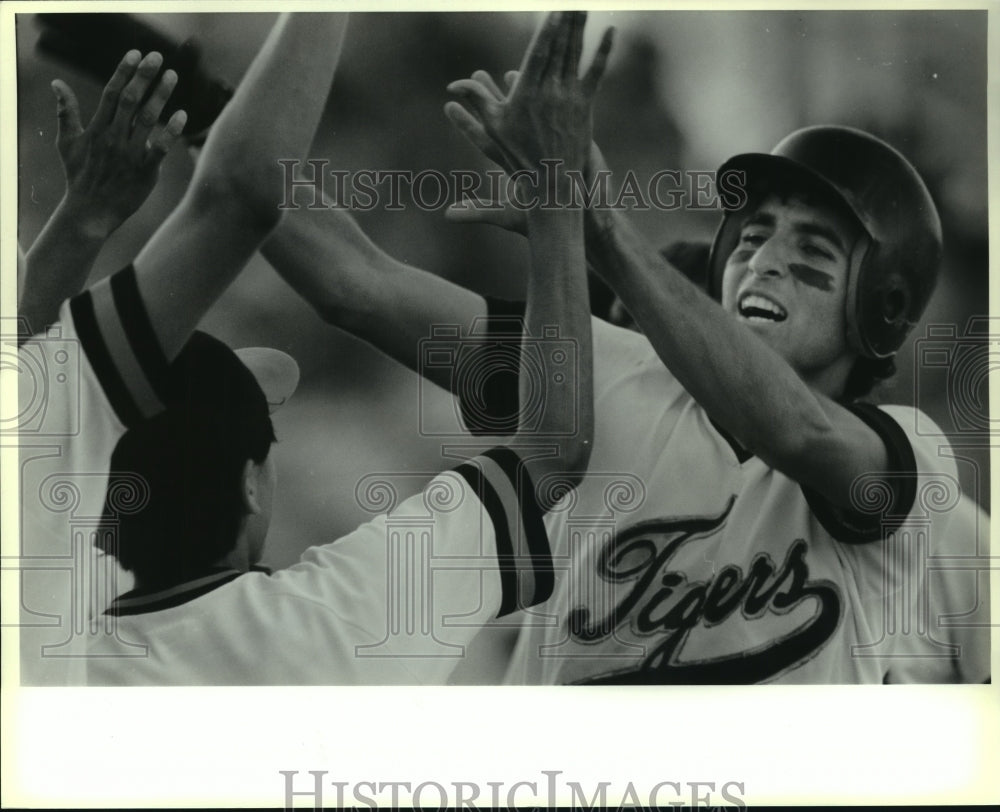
[
  {"x1": 19, "y1": 196, "x2": 110, "y2": 340},
  {"x1": 191, "y1": 13, "x2": 348, "y2": 217},
  {"x1": 518, "y1": 202, "x2": 593, "y2": 481},
  {"x1": 586, "y1": 208, "x2": 835, "y2": 471},
  {"x1": 135, "y1": 13, "x2": 348, "y2": 359},
  {"x1": 262, "y1": 199, "x2": 487, "y2": 389}
]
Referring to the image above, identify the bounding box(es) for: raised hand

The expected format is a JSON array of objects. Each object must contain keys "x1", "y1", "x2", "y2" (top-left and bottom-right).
[
  {"x1": 53, "y1": 49, "x2": 187, "y2": 238},
  {"x1": 19, "y1": 50, "x2": 186, "y2": 339},
  {"x1": 445, "y1": 12, "x2": 613, "y2": 179}
]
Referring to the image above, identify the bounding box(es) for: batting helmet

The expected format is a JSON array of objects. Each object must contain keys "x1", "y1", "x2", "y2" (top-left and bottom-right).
[{"x1": 708, "y1": 125, "x2": 943, "y2": 359}]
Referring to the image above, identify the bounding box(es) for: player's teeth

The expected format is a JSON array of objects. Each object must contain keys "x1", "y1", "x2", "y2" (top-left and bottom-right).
[{"x1": 739, "y1": 294, "x2": 787, "y2": 320}]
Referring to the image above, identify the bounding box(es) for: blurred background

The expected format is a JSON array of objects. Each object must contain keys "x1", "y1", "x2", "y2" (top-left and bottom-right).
[{"x1": 15, "y1": 10, "x2": 990, "y2": 681}]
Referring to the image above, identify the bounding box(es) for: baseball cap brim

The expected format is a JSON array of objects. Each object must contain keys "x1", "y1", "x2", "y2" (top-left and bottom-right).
[{"x1": 234, "y1": 347, "x2": 300, "y2": 414}]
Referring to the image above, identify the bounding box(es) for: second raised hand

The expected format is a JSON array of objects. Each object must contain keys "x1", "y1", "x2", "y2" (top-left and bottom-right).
[
  {"x1": 445, "y1": 11, "x2": 614, "y2": 178},
  {"x1": 53, "y1": 50, "x2": 188, "y2": 239}
]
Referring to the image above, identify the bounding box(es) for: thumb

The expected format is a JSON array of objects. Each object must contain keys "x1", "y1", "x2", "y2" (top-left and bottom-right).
[{"x1": 51, "y1": 79, "x2": 83, "y2": 143}]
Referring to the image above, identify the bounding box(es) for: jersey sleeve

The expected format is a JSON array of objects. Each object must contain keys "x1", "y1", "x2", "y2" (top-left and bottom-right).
[
  {"x1": 263, "y1": 446, "x2": 552, "y2": 683},
  {"x1": 809, "y1": 405, "x2": 972, "y2": 681},
  {"x1": 800, "y1": 402, "x2": 919, "y2": 544},
  {"x1": 884, "y1": 497, "x2": 991, "y2": 683},
  {"x1": 872, "y1": 405, "x2": 989, "y2": 683},
  {"x1": 16, "y1": 265, "x2": 171, "y2": 685}
]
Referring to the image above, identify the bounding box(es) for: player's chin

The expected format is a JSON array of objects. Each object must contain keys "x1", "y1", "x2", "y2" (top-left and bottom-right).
[{"x1": 738, "y1": 314, "x2": 787, "y2": 335}]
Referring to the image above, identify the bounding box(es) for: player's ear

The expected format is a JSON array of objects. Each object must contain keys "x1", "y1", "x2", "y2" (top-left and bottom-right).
[{"x1": 241, "y1": 458, "x2": 263, "y2": 515}]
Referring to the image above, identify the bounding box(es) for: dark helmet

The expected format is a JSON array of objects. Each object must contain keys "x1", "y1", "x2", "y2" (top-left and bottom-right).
[{"x1": 708, "y1": 125, "x2": 943, "y2": 359}]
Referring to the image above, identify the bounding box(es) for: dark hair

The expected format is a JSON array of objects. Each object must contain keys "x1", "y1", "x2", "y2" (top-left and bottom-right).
[{"x1": 99, "y1": 332, "x2": 275, "y2": 587}]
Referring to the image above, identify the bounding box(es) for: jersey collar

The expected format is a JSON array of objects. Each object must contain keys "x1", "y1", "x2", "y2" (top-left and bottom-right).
[{"x1": 106, "y1": 567, "x2": 245, "y2": 616}]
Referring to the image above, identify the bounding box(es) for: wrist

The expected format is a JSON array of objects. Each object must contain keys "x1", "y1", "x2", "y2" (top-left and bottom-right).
[
  {"x1": 584, "y1": 204, "x2": 617, "y2": 253},
  {"x1": 57, "y1": 194, "x2": 119, "y2": 242},
  {"x1": 526, "y1": 172, "x2": 584, "y2": 214},
  {"x1": 526, "y1": 201, "x2": 584, "y2": 235}
]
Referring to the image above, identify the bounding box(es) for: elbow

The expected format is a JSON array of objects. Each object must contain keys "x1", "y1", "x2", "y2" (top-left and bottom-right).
[
  {"x1": 188, "y1": 166, "x2": 286, "y2": 237},
  {"x1": 561, "y1": 447, "x2": 593, "y2": 491},
  {"x1": 754, "y1": 408, "x2": 835, "y2": 478},
  {"x1": 558, "y1": 419, "x2": 595, "y2": 490}
]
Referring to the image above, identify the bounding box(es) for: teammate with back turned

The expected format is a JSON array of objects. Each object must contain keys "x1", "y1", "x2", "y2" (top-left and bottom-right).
[
  {"x1": 18, "y1": 11, "x2": 604, "y2": 685},
  {"x1": 16, "y1": 12, "x2": 349, "y2": 685}
]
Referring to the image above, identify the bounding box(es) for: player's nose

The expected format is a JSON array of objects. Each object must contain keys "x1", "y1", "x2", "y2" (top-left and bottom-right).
[{"x1": 746, "y1": 237, "x2": 789, "y2": 280}]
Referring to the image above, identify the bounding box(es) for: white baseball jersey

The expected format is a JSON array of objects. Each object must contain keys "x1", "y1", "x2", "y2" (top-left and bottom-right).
[
  {"x1": 15, "y1": 267, "x2": 172, "y2": 685},
  {"x1": 884, "y1": 495, "x2": 991, "y2": 683},
  {"x1": 463, "y1": 305, "x2": 969, "y2": 684},
  {"x1": 86, "y1": 446, "x2": 552, "y2": 685}
]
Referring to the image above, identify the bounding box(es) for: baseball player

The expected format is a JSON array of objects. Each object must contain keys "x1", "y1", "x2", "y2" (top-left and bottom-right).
[
  {"x1": 443, "y1": 14, "x2": 985, "y2": 683},
  {"x1": 19, "y1": 11, "x2": 604, "y2": 685},
  {"x1": 21, "y1": 12, "x2": 985, "y2": 683},
  {"x1": 16, "y1": 12, "x2": 348, "y2": 685},
  {"x1": 248, "y1": 12, "x2": 983, "y2": 683}
]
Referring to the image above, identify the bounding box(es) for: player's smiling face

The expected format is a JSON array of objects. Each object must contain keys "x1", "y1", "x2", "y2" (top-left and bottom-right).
[{"x1": 720, "y1": 193, "x2": 861, "y2": 392}]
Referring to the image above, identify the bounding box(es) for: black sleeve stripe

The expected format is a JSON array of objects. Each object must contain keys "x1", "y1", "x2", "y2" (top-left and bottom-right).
[
  {"x1": 89, "y1": 278, "x2": 165, "y2": 421},
  {"x1": 801, "y1": 403, "x2": 918, "y2": 545},
  {"x1": 453, "y1": 461, "x2": 518, "y2": 617},
  {"x1": 452, "y1": 447, "x2": 554, "y2": 616},
  {"x1": 457, "y1": 296, "x2": 526, "y2": 436},
  {"x1": 482, "y1": 445, "x2": 553, "y2": 605},
  {"x1": 475, "y1": 455, "x2": 543, "y2": 610},
  {"x1": 852, "y1": 402, "x2": 918, "y2": 519},
  {"x1": 109, "y1": 266, "x2": 171, "y2": 402},
  {"x1": 69, "y1": 288, "x2": 143, "y2": 428},
  {"x1": 474, "y1": 455, "x2": 538, "y2": 612}
]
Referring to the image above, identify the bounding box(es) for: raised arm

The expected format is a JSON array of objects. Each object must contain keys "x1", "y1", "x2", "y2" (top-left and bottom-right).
[
  {"x1": 133, "y1": 12, "x2": 349, "y2": 360},
  {"x1": 480, "y1": 12, "x2": 611, "y2": 487},
  {"x1": 260, "y1": 188, "x2": 487, "y2": 393},
  {"x1": 445, "y1": 61, "x2": 889, "y2": 512},
  {"x1": 582, "y1": 202, "x2": 887, "y2": 486},
  {"x1": 19, "y1": 50, "x2": 186, "y2": 342}
]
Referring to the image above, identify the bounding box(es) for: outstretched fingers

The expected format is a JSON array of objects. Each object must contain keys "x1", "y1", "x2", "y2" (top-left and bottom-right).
[
  {"x1": 446, "y1": 77, "x2": 500, "y2": 122},
  {"x1": 109, "y1": 51, "x2": 163, "y2": 136},
  {"x1": 51, "y1": 79, "x2": 83, "y2": 146},
  {"x1": 561, "y1": 11, "x2": 587, "y2": 80},
  {"x1": 146, "y1": 109, "x2": 188, "y2": 166},
  {"x1": 130, "y1": 68, "x2": 178, "y2": 156},
  {"x1": 582, "y1": 26, "x2": 615, "y2": 97},
  {"x1": 520, "y1": 11, "x2": 564, "y2": 85},
  {"x1": 91, "y1": 49, "x2": 141, "y2": 128},
  {"x1": 471, "y1": 69, "x2": 505, "y2": 101},
  {"x1": 443, "y1": 100, "x2": 510, "y2": 170}
]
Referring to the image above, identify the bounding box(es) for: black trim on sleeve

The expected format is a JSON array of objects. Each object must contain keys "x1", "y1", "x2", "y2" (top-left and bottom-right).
[
  {"x1": 69, "y1": 289, "x2": 143, "y2": 428},
  {"x1": 110, "y1": 266, "x2": 171, "y2": 401},
  {"x1": 801, "y1": 402, "x2": 918, "y2": 544},
  {"x1": 453, "y1": 461, "x2": 518, "y2": 617},
  {"x1": 457, "y1": 296, "x2": 526, "y2": 436},
  {"x1": 482, "y1": 446, "x2": 554, "y2": 606}
]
